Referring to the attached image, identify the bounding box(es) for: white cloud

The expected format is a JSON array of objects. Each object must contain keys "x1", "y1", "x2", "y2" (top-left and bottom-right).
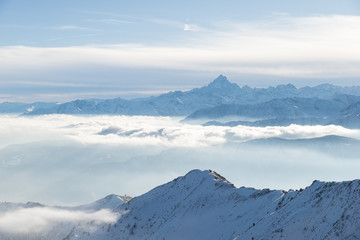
[
  {"x1": 0, "y1": 207, "x2": 118, "y2": 234},
  {"x1": 148, "y1": 18, "x2": 184, "y2": 28},
  {"x1": 0, "y1": 115, "x2": 358, "y2": 149},
  {"x1": 1, "y1": 115, "x2": 360, "y2": 205},
  {"x1": 0, "y1": 15, "x2": 359, "y2": 79},
  {"x1": 184, "y1": 24, "x2": 204, "y2": 32}
]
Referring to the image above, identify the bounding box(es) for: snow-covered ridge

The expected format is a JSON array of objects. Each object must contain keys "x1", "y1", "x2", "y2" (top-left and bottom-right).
[
  {"x1": 2, "y1": 169, "x2": 360, "y2": 239},
  {"x1": 2, "y1": 75, "x2": 360, "y2": 118},
  {"x1": 183, "y1": 95, "x2": 360, "y2": 128}
]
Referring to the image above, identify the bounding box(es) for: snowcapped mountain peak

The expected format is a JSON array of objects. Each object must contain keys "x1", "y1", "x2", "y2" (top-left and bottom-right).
[
  {"x1": 25, "y1": 201, "x2": 44, "y2": 208},
  {"x1": 209, "y1": 169, "x2": 236, "y2": 188},
  {"x1": 3, "y1": 170, "x2": 360, "y2": 239},
  {"x1": 314, "y1": 83, "x2": 337, "y2": 90},
  {"x1": 76, "y1": 194, "x2": 127, "y2": 211},
  {"x1": 276, "y1": 83, "x2": 297, "y2": 91},
  {"x1": 177, "y1": 169, "x2": 236, "y2": 189},
  {"x1": 207, "y1": 75, "x2": 236, "y2": 89},
  {"x1": 13, "y1": 75, "x2": 360, "y2": 118}
]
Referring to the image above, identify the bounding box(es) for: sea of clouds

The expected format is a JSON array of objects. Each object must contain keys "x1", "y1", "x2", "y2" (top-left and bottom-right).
[
  {"x1": 1, "y1": 114, "x2": 358, "y2": 148},
  {"x1": 1, "y1": 114, "x2": 360, "y2": 236},
  {"x1": 1, "y1": 114, "x2": 360, "y2": 206},
  {"x1": 0, "y1": 207, "x2": 117, "y2": 234}
]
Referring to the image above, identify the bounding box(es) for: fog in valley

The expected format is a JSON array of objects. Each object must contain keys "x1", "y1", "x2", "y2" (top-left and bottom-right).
[{"x1": 1, "y1": 114, "x2": 359, "y2": 205}]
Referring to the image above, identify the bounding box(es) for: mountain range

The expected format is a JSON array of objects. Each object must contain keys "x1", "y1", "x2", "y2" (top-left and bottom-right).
[
  {"x1": 2, "y1": 169, "x2": 360, "y2": 240},
  {"x1": 239, "y1": 135, "x2": 360, "y2": 159},
  {"x1": 2, "y1": 75, "x2": 360, "y2": 128}
]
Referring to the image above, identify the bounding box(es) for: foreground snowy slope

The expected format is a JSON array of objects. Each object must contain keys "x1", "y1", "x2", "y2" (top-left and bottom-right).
[{"x1": 2, "y1": 170, "x2": 360, "y2": 239}]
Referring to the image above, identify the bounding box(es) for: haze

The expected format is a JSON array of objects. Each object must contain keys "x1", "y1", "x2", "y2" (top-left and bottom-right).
[{"x1": 0, "y1": 114, "x2": 359, "y2": 205}]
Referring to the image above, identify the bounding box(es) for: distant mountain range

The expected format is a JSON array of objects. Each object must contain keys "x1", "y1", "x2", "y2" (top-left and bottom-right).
[
  {"x1": 188, "y1": 95, "x2": 360, "y2": 128},
  {"x1": 2, "y1": 75, "x2": 360, "y2": 128},
  {"x1": 0, "y1": 101, "x2": 57, "y2": 114},
  {"x1": 239, "y1": 135, "x2": 360, "y2": 159},
  {"x1": 2, "y1": 169, "x2": 360, "y2": 239}
]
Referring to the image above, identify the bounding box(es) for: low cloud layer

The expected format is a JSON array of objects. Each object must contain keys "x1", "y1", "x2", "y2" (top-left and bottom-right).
[
  {"x1": 1, "y1": 114, "x2": 360, "y2": 205},
  {"x1": 0, "y1": 207, "x2": 117, "y2": 234},
  {"x1": 0, "y1": 115, "x2": 358, "y2": 148}
]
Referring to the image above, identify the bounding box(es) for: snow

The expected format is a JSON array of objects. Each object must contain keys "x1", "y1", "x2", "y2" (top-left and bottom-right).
[
  {"x1": 74, "y1": 194, "x2": 126, "y2": 211},
  {"x1": 184, "y1": 96, "x2": 360, "y2": 128},
  {"x1": 2, "y1": 169, "x2": 360, "y2": 239},
  {"x1": 1, "y1": 76, "x2": 359, "y2": 125}
]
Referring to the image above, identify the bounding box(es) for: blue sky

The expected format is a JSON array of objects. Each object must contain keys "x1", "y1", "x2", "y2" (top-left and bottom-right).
[{"x1": 1, "y1": 0, "x2": 360, "y2": 102}]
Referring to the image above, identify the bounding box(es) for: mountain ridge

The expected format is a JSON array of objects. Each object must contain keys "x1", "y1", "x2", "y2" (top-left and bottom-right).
[
  {"x1": 2, "y1": 75, "x2": 360, "y2": 117},
  {"x1": 183, "y1": 94, "x2": 360, "y2": 128},
  {"x1": 2, "y1": 169, "x2": 360, "y2": 239}
]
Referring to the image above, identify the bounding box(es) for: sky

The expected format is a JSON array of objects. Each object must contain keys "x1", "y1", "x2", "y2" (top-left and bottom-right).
[{"x1": 1, "y1": 0, "x2": 360, "y2": 102}]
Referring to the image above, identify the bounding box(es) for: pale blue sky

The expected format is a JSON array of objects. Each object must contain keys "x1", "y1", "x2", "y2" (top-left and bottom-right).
[
  {"x1": 1, "y1": 0, "x2": 359, "y2": 46},
  {"x1": 1, "y1": 0, "x2": 360, "y2": 102}
]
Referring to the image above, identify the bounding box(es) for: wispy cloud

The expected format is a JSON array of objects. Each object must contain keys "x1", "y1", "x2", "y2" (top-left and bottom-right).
[
  {"x1": 148, "y1": 18, "x2": 184, "y2": 28},
  {"x1": 76, "y1": 9, "x2": 134, "y2": 19},
  {"x1": 0, "y1": 207, "x2": 118, "y2": 234},
  {"x1": 58, "y1": 25, "x2": 94, "y2": 31},
  {"x1": 1, "y1": 115, "x2": 358, "y2": 149},
  {"x1": 184, "y1": 24, "x2": 206, "y2": 32},
  {"x1": 86, "y1": 18, "x2": 134, "y2": 24},
  {"x1": 0, "y1": 15, "x2": 360, "y2": 83},
  {"x1": 149, "y1": 18, "x2": 209, "y2": 32},
  {"x1": 1, "y1": 115, "x2": 360, "y2": 204}
]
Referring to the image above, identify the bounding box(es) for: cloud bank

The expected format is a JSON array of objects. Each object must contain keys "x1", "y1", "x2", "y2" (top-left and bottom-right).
[
  {"x1": 1, "y1": 114, "x2": 360, "y2": 206},
  {"x1": 1, "y1": 115, "x2": 359, "y2": 148},
  {"x1": 1, "y1": 15, "x2": 360, "y2": 92},
  {"x1": 0, "y1": 207, "x2": 117, "y2": 234}
]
